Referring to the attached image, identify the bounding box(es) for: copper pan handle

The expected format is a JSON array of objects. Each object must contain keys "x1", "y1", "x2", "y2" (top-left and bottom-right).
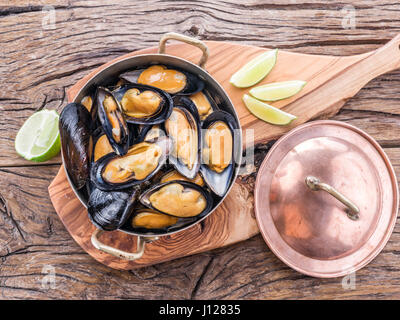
[
  {"x1": 91, "y1": 229, "x2": 158, "y2": 261},
  {"x1": 158, "y1": 32, "x2": 209, "y2": 69},
  {"x1": 305, "y1": 176, "x2": 360, "y2": 221}
]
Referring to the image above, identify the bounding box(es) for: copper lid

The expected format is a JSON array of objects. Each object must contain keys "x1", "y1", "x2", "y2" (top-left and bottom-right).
[{"x1": 254, "y1": 120, "x2": 398, "y2": 278}]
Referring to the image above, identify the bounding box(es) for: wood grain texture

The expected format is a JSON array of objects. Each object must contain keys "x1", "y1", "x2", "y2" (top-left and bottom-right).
[{"x1": 1, "y1": 0, "x2": 400, "y2": 299}]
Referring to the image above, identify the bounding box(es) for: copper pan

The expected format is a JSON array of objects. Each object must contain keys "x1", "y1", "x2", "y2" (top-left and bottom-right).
[{"x1": 62, "y1": 33, "x2": 243, "y2": 261}]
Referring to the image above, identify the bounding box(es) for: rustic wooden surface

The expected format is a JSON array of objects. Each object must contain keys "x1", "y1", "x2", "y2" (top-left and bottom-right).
[{"x1": 1, "y1": 0, "x2": 400, "y2": 299}]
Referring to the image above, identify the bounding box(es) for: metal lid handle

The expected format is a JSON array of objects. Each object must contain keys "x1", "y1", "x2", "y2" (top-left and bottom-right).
[
  {"x1": 305, "y1": 176, "x2": 360, "y2": 221},
  {"x1": 158, "y1": 32, "x2": 209, "y2": 68}
]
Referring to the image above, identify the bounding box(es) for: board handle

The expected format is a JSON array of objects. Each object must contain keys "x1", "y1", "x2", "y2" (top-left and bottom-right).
[
  {"x1": 91, "y1": 229, "x2": 158, "y2": 261},
  {"x1": 158, "y1": 32, "x2": 210, "y2": 69},
  {"x1": 377, "y1": 33, "x2": 400, "y2": 66},
  {"x1": 360, "y1": 33, "x2": 400, "y2": 81}
]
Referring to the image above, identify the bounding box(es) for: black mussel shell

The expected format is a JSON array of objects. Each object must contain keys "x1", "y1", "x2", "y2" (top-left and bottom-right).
[
  {"x1": 127, "y1": 123, "x2": 140, "y2": 146},
  {"x1": 91, "y1": 127, "x2": 115, "y2": 163},
  {"x1": 200, "y1": 110, "x2": 239, "y2": 197},
  {"x1": 122, "y1": 206, "x2": 199, "y2": 235},
  {"x1": 109, "y1": 78, "x2": 128, "y2": 91},
  {"x1": 136, "y1": 124, "x2": 166, "y2": 143},
  {"x1": 59, "y1": 102, "x2": 92, "y2": 190},
  {"x1": 188, "y1": 90, "x2": 218, "y2": 121},
  {"x1": 180, "y1": 71, "x2": 205, "y2": 96},
  {"x1": 79, "y1": 92, "x2": 99, "y2": 128},
  {"x1": 91, "y1": 127, "x2": 103, "y2": 162},
  {"x1": 159, "y1": 168, "x2": 206, "y2": 187},
  {"x1": 96, "y1": 87, "x2": 129, "y2": 156},
  {"x1": 112, "y1": 83, "x2": 173, "y2": 125},
  {"x1": 173, "y1": 96, "x2": 201, "y2": 122},
  {"x1": 90, "y1": 136, "x2": 171, "y2": 191},
  {"x1": 88, "y1": 186, "x2": 139, "y2": 231},
  {"x1": 129, "y1": 208, "x2": 179, "y2": 232},
  {"x1": 139, "y1": 181, "x2": 213, "y2": 219},
  {"x1": 165, "y1": 97, "x2": 201, "y2": 179},
  {"x1": 119, "y1": 65, "x2": 204, "y2": 96},
  {"x1": 92, "y1": 125, "x2": 104, "y2": 139},
  {"x1": 118, "y1": 69, "x2": 142, "y2": 84}
]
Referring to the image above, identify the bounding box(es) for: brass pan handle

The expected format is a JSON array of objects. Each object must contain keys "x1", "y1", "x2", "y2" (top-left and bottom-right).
[
  {"x1": 305, "y1": 176, "x2": 360, "y2": 221},
  {"x1": 91, "y1": 229, "x2": 158, "y2": 261},
  {"x1": 158, "y1": 32, "x2": 209, "y2": 69}
]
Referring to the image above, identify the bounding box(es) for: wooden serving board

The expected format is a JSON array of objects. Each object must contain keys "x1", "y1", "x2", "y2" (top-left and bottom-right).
[{"x1": 49, "y1": 36, "x2": 400, "y2": 270}]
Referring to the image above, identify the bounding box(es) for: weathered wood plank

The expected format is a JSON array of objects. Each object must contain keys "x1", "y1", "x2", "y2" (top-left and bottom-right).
[{"x1": 1, "y1": 0, "x2": 400, "y2": 300}]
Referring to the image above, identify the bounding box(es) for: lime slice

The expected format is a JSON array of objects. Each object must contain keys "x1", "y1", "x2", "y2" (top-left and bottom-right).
[
  {"x1": 230, "y1": 49, "x2": 278, "y2": 88},
  {"x1": 243, "y1": 94, "x2": 296, "y2": 125},
  {"x1": 15, "y1": 109, "x2": 61, "y2": 162},
  {"x1": 250, "y1": 80, "x2": 306, "y2": 101}
]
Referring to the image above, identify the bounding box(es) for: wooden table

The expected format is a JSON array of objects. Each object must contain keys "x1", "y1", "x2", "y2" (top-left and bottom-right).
[{"x1": 1, "y1": 0, "x2": 400, "y2": 300}]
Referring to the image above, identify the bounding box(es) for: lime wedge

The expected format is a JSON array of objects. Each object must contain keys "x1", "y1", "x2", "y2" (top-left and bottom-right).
[
  {"x1": 243, "y1": 94, "x2": 296, "y2": 125},
  {"x1": 15, "y1": 109, "x2": 61, "y2": 162},
  {"x1": 230, "y1": 49, "x2": 278, "y2": 88},
  {"x1": 250, "y1": 80, "x2": 306, "y2": 101}
]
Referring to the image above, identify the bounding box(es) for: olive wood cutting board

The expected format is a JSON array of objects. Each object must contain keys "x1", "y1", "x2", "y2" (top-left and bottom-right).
[{"x1": 48, "y1": 36, "x2": 400, "y2": 270}]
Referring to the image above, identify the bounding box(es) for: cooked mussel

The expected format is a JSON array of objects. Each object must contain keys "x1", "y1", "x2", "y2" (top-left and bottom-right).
[
  {"x1": 59, "y1": 102, "x2": 92, "y2": 190},
  {"x1": 131, "y1": 209, "x2": 178, "y2": 230},
  {"x1": 81, "y1": 95, "x2": 93, "y2": 112},
  {"x1": 189, "y1": 91, "x2": 216, "y2": 121},
  {"x1": 136, "y1": 124, "x2": 166, "y2": 143},
  {"x1": 173, "y1": 95, "x2": 201, "y2": 121},
  {"x1": 96, "y1": 87, "x2": 129, "y2": 155},
  {"x1": 160, "y1": 169, "x2": 205, "y2": 187},
  {"x1": 88, "y1": 186, "x2": 139, "y2": 231},
  {"x1": 139, "y1": 181, "x2": 213, "y2": 218},
  {"x1": 80, "y1": 92, "x2": 100, "y2": 126},
  {"x1": 92, "y1": 129, "x2": 114, "y2": 162},
  {"x1": 119, "y1": 65, "x2": 204, "y2": 96},
  {"x1": 112, "y1": 84, "x2": 173, "y2": 125},
  {"x1": 91, "y1": 136, "x2": 171, "y2": 191},
  {"x1": 200, "y1": 111, "x2": 238, "y2": 197},
  {"x1": 165, "y1": 97, "x2": 201, "y2": 179}
]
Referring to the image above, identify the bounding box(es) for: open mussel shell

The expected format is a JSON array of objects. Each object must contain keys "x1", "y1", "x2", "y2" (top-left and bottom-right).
[
  {"x1": 59, "y1": 102, "x2": 92, "y2": 190},
  {"x1": 189, "y1": 90, "x2": 218, "y2": 121},
  {"x1": 91, "y1": 127, "x2": 114, "y2": 163},
  {"x1": 200, "y1": 110, "x2": 239, "y2": 197},
  {"x1": 79, "y1": 92, "x2": 100, "y2": 127},
  {"x1": 90, "y1": 136, "x2": 171, "y2": 191},
  {"x1": 96, "y1": 86, "x2": 129, "y2": 156},
  {"x1": 136, "y1": 124, "x2": 166, "y2": 143},
  {"x1": 172, "y1": 95, "x2": 201, "y2": 122},
  {"x1": 160, "y1": 168, "x2": 205, "y2": 187},
  {"x1": 130, "y1": 208, "x2": 179, "y2": 231},
  {"x1": 112, "y1": 83, "x2": 173, "y2": 125},
  {"x1": 80, "y1": 94, "x2": 93, "y2": 112},
  {"x1": 165, "y1": 97, "x2": 201, "y2": 179},
  {"x1": 119, "y1": 65, "x2": 204, "y2": 96},
  {"x1": 139, "y1": 181, "x2": 213, "y2": 218},
  {"x1": 88, "y1": 186, "x2": 139, "y2": 231}
]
